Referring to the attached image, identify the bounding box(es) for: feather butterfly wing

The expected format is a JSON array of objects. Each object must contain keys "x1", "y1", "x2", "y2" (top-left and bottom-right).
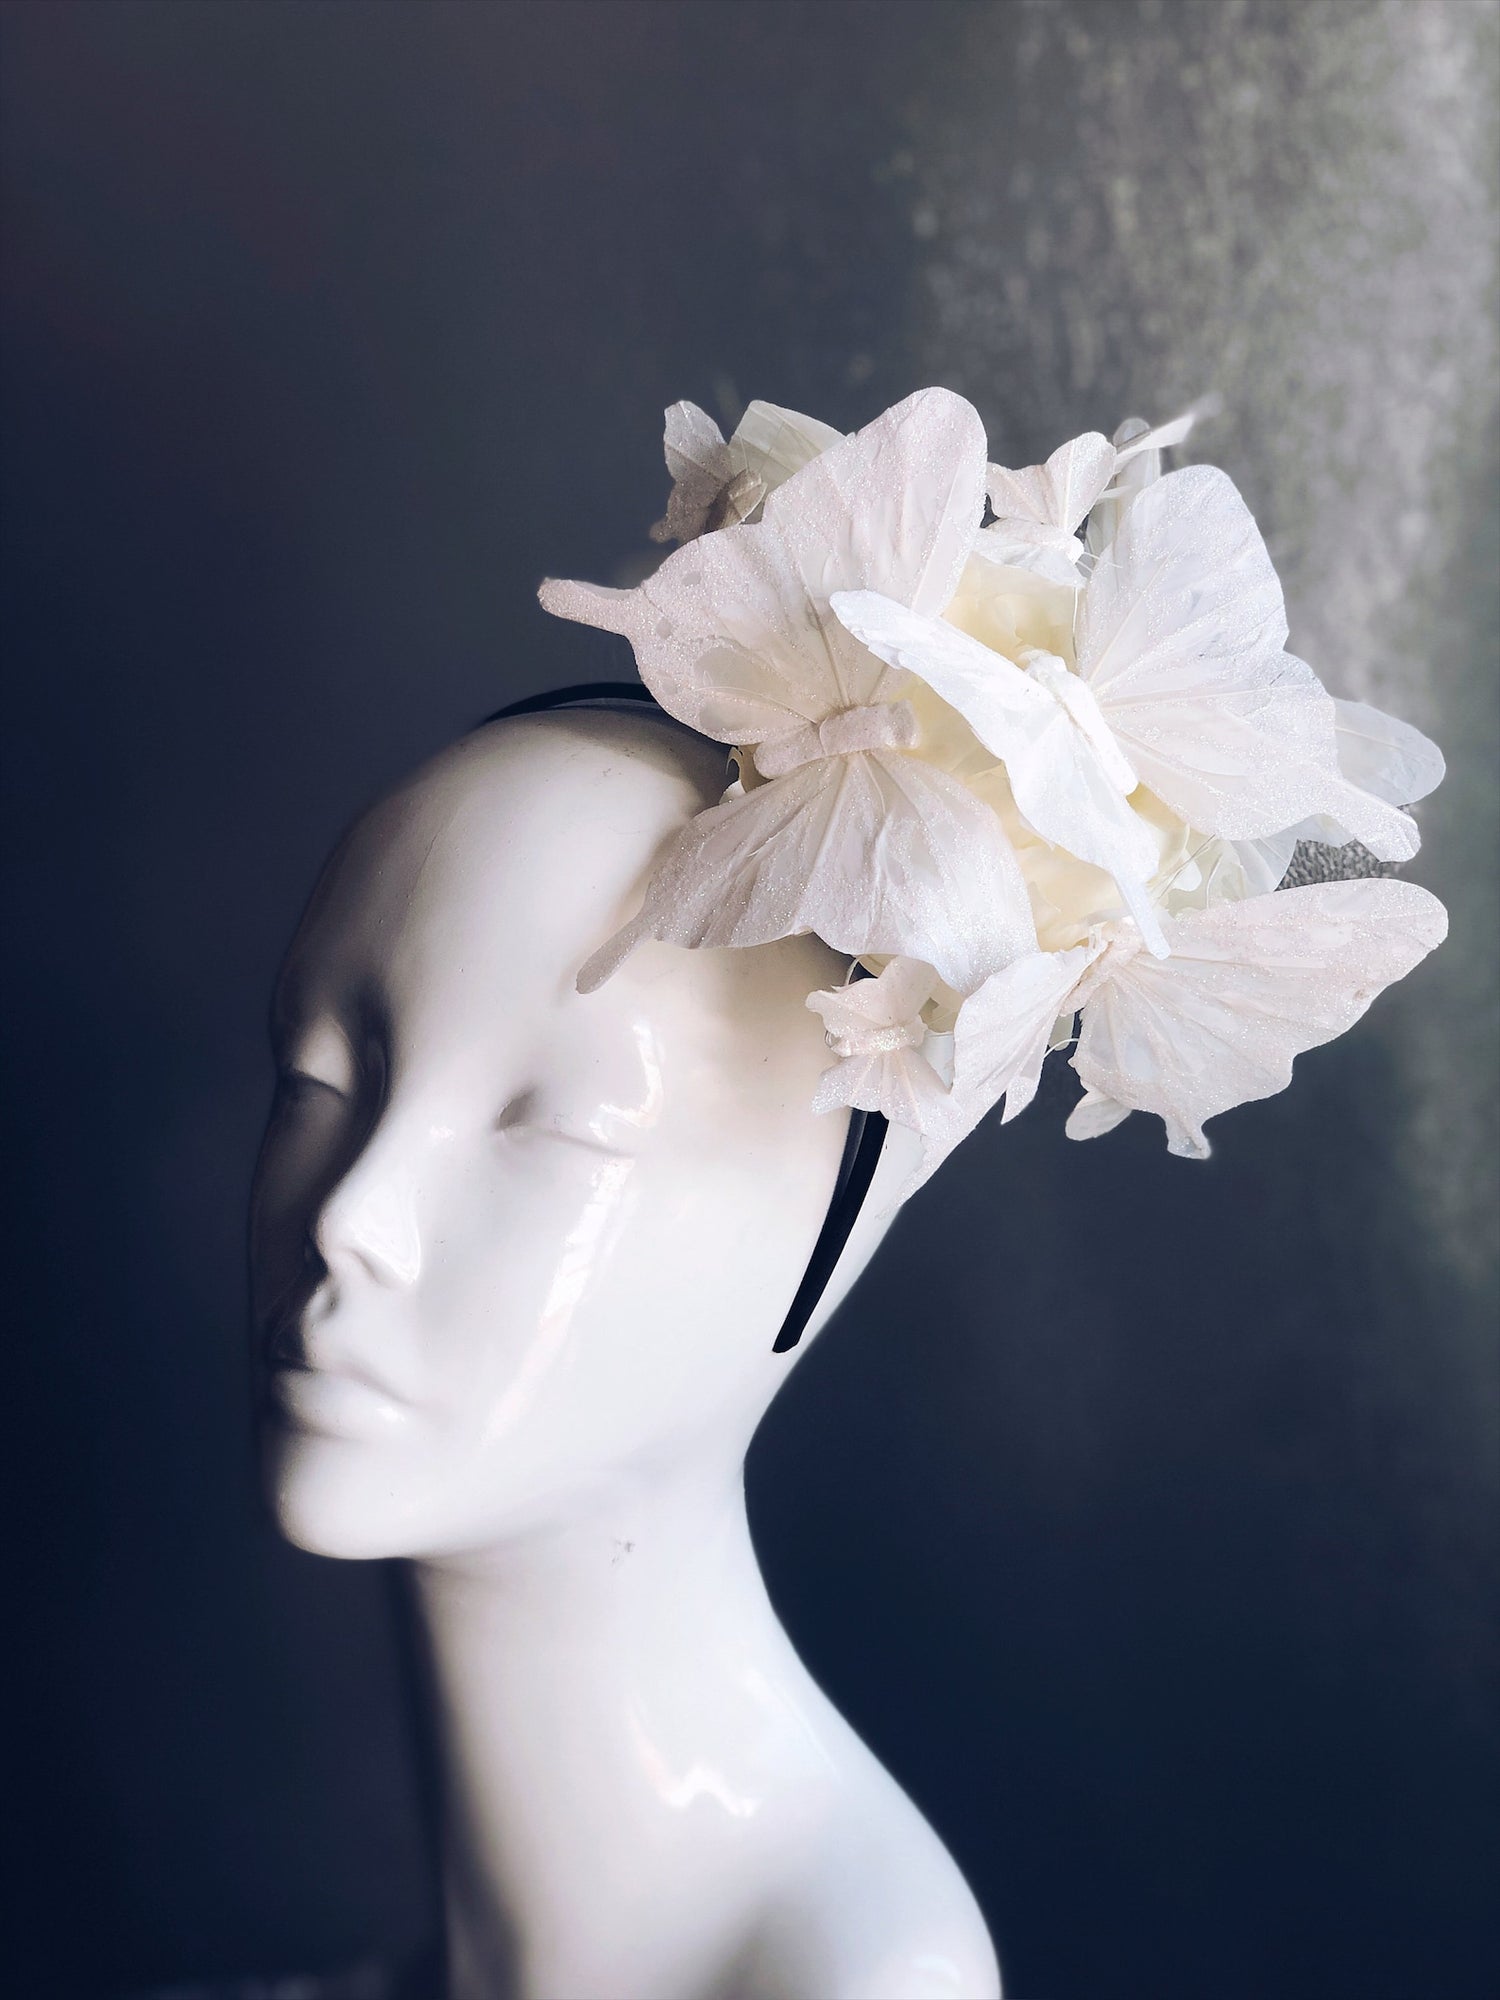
[
  {"x1": 982, "y1": 431, "x2": 1118, "y2": 583},
  {"x1": 545, "y1": 388, "x2": 988, "y2": 741},
  {"x1": 807, "y1": 959, "x2": 950, "y2": 1132},
  {"x1": 651, "y1": 401, "x2": 732, "y2": 544},
  {"x1": 1076, "y1": 467, "x2": 1420, "y2": 860},
  {"x1": 950, "y1": 945, "x2": 1099, "y2": 1130},
  {"x1": 729, "y1": 400, "x2": 846, "y2": 492},
  {"x1": 552, "y1": 391, "x2": 1035, "y2": 989},
  {"x1": 578, "y1": 739, "x2": 1035, "y2": 996},
  {"x1": 831, "y1": 589, "x2": 1166, "y2": 948},
  {"x1": 1068, "y1": 879, "x2": 1448, "y2": 1157}
]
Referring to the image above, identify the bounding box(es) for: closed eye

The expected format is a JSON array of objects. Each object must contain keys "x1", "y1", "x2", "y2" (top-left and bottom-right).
[
  {"x1": 272, "y1": 1014, "x2": 365, "y2": 1102},
  {"x1": 494, "y1": 1090, "x2": 636, "y2": 1159},
  {"x1": 277, "y1": 1067, "x2": 348, "y2": 1101}
]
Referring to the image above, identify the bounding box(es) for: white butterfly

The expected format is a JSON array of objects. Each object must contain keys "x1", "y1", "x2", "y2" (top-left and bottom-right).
[
  {"x1": 807, "y1": 948, "x2": 1096, "y2": 1193},
  {"x1": 982, "y1": 414, "x2": 1196, "y2": 584},
  {"x1": 1062, "y1": 878, "x2": 1448, "y2": 1157},
  {"x1": 806, "y1": 958, "x2": 950, "y2": 1134},
  {"x1": 819, "y1": 882, "x2": 1446, "y2": 1178},
  {"x1": 540, "y1": 388, "x2": 1037, "y2": 996},
  {"x1": 650, "y1": 398, "x2": 845, "y2": 545},
  {"x1": 832, "y1": 464, "x2": 1429, "y2": 961}
]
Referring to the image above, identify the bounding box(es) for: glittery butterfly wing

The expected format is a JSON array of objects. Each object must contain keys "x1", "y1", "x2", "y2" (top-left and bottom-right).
[
  {"x1": 1330, "y1": 699, "x2": 1446, "y2": 807},
  {"x1": 728, "y1": 400, "x2": 846, "y2": 493},
  {"x1": 849, "y1": 944, "x2": 1098, "y2": 1196},
  {"x1": 543, "y1": 387, "x2": 986, "y2": 748},
  {"x1": 1222, "y1": 695, "x2": 1447, "y2": 890},
  {"x1": 1066, "y1": 879, "x2": 1448, "y2": 1157},
  {"x1": 807, "y1": 950, "x2": 1093, "y2": 1194},
  {"x1": 981, "y1": 431, "x2": 1118, "y2": 584},
  {"x1": 950, "y1": 944, "x2": 1098, "y2": 1131},
  {"x1": 650, "y1": 401, "x2": 733, "y2": 544},
  {"x1": 551, "y1": 392, "x2": 1036, "y2": 993},
  {"x1": 1085, "y1": 411, "x2": 1198, "y2": 556},
  {"x1": 577, "y1": 735, "x2": 1035, "y2": 995},
  {"x1": 806, "y1": 958, "x2": 950, "y2": 1131},
  {"x1": 1076, "y1": 467, "x2": 1421, "y2": 860}
]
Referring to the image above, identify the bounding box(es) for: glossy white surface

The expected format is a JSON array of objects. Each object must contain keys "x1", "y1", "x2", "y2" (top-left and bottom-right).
[{"x1": 251, "y1": 711, "x2": 1000, "y2": 1999}]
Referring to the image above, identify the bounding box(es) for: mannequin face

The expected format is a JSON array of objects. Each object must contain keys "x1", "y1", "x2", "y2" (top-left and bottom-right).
[{"x1": 252, "y1": 713, "x2": 853, "y2": 1560}]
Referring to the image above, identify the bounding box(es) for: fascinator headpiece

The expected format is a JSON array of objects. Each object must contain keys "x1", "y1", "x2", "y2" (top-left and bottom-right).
[{"x1": 535, "y1": 390, "x2": 1447, "y2": 1344}]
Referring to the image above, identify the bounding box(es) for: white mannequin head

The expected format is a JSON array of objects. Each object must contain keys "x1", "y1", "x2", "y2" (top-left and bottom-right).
[{"x1": 252, "y1": 710, "x2": 906, "y2": 1561}]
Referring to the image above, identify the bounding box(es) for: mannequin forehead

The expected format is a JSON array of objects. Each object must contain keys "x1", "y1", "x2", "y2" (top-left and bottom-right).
[
  {"x1": 277, "y1": 712, "x2": 843, "y2": 1099},
  {"x1": 285, "y1": 713, "x2": 713, "y2": 999}
]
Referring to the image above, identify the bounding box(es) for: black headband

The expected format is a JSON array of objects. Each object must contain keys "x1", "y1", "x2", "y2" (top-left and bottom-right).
[{"x1": 478, "y1": 684, "x2": 889, "y2": 1353}]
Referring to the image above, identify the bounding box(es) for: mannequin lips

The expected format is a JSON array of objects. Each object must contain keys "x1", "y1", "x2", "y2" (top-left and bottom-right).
[
  {"x1": 269, "y1": 1362, "x2": 413, "y2": 1440},
  {"x1": 264, "y1": 1303, "x2": 415, "y2": 1439}
]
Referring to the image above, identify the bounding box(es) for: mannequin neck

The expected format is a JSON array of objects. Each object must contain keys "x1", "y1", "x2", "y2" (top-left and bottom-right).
[{"x1": 409, "y1": 1450, "x2": 817, "y2": 1998}]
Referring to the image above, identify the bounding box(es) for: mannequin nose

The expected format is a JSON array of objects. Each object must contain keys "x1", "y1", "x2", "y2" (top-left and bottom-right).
[{"x1": 313, "y1": 1149, "x2": 424, "y2": 1287}]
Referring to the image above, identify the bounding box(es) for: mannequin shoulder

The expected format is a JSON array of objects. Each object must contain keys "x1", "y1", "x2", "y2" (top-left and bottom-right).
[{"x1": 751, "y1": 1774, "x2": 1002, "y2": 1999}]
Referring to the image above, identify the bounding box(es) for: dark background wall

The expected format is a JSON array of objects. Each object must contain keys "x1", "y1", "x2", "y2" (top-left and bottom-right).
[{"x1": 2, "y1": 4, "x2": 1496, "y2": 1995}]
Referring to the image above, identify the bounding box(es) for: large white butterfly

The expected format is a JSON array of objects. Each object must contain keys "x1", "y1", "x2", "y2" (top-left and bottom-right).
[
  {"x1": 1062, "y1": 878, "x2": 1448, "y2": 1157},
  {"x1": 540, "y1": 389, "x2": 1037, "y2": 996},
  {"x1": 832, "y1": 464, "x2": 1428, "y2": 961}
]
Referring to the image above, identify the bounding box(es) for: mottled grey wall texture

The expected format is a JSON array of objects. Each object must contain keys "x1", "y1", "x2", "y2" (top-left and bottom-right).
[{"x1": 3, "y1": 4, "x2": 1496, "y2": 1996}]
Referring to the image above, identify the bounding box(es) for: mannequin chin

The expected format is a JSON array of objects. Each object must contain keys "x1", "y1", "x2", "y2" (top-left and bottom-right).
[{"x1": 249, "y1": 709, "x2": 999, "y2": 2000}]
